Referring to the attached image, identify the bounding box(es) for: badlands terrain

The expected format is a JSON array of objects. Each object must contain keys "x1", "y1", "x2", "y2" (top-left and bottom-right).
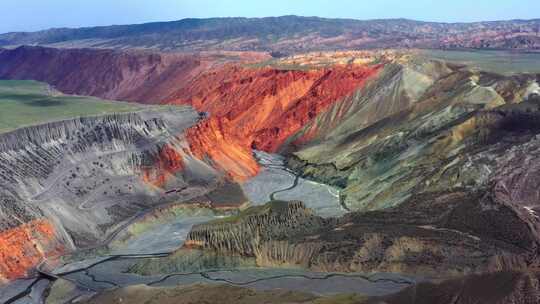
[{"x1": 1, "y1": 16, "x2": 540, "y2": 304}]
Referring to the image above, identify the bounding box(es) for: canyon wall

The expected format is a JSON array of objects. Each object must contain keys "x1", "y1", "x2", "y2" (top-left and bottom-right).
[
  {"x1": 0, "y1": 46, "x2": 384, "y2": 182},
  {"x1": 0, "y1": 220, "x2": 63, "y2": 282},
  {"x1": 0, "y1": 47, "x2": 385, "y2": 279},
  {"x1": 0, "y1": 108, "x2": 233, "y2": 279},
  {"x1": 168, "y1": 63, "x2": 381, "y2": 181},
  {"x1": 0, "y1": 46, "x2": 268, "y2": 103},
  {"x1": 288, "y1": 58, "x2": 540, "y2": 212},
  {"x1": 181, "y1": 57, "x2": 540, "y2": 277}
]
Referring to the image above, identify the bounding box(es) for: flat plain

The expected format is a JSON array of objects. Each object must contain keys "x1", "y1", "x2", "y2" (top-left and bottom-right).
[{"x1": 0, "y1": 80, "x2": 143, "y2": 133}]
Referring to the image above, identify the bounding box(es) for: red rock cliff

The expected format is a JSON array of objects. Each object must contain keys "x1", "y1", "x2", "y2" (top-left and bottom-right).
[
  {"x1": 0, "y1": 219, "x2": 63, "y2": 281},
  {"x1": 167, "y1": 64, "x2": 381, "y2": 181},
  {"x1": 0, "y1": 46, "x2": 269, "y2": 103}
]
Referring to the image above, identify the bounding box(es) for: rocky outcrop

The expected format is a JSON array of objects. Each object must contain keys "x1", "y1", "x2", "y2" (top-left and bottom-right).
[
  {"x1": 0, "y1": 220, "x2": 63, "y2": 281},
  {"x1": 185, "y1": 118, "x2": 261, "y2": 182},
  {"x1": 288, "y1": 58, "x2": 540, "y2": 211},
  {"x1": 186, "y1": 201, "x2": 327, "y2": 258},
  {"x1": 186, "y1": 195, "x2": 540, "y2": 276},
  {"x1": 142, "y1": 143, "x2": 186, "y2": 187},
  {"x1": 0, "y1": 108, "x2": 233, "y2": 280},
  {"x1": 169, "y1": 62, "x2": 381, "y2": 181}
]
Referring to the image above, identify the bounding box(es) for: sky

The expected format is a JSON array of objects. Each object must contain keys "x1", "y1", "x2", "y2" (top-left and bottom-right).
[{"x1": 1, "y1": 0, "x2": 539, "y2": 33}]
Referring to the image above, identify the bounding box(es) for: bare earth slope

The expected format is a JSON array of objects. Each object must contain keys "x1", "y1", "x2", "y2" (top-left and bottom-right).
[
  {"x1": 0, "y1": 107, "x2": 234, "y2": 281},
  {"x1": 170, "y1": 61, "x2": 381, "y2": 181},
  {"x1": 0, "y1": 46, "x2": 269, "y2": 103}
]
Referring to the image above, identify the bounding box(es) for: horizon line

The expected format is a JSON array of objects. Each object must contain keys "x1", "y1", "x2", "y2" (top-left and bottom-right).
[{"x1": 2, "y1": 14, "x2": 540, "y2": 35}]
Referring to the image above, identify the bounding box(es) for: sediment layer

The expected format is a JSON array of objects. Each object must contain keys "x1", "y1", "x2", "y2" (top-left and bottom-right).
[
  {"x1": 0, "y1": 108, "x2": 228, "y2": 279},
  {"x1": 170, "y1": 63, "x2": 381, "y2": 180}
]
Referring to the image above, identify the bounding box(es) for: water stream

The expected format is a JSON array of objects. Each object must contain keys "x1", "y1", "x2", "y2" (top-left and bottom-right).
[{"x1": 1, "y1": 150, "x2": 411, "y2": 303}]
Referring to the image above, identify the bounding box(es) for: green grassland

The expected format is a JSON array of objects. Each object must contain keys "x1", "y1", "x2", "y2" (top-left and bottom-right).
[
  {"x1": 421, "y1": 49, "x2": 540, "y2": 75},
  {"x1": 0, "y1": 80, "x2": 144, "y2": 133}
]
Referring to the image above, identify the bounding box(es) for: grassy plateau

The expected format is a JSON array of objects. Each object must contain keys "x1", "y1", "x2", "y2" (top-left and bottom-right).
[{"x1": 0, "y1": 80, "x2": 143, "y2": 133}]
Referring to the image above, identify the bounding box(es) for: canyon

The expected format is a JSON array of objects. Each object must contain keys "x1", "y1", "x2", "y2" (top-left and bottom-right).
[
  {"x1": 0, "y1": 47, "x2": 386, "y2": 284},
  {"x1": 0, "y1": 34, "x2": 540, "y2": 303},
  {"x1": 174, "y1": 62, "x2": 382, "y2": 180}
]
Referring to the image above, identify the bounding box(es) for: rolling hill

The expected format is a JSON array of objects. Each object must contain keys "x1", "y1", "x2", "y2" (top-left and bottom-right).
[{"x1": 1, "y1": 15, "x2": 540, "y2": 52}]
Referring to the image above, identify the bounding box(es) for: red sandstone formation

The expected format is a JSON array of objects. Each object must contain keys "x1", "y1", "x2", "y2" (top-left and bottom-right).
[
  {"x1": 0, "y1": 46, "x2": 270, "y2": 103},
  {"x1": 0, "y1": 220, "x2": 63, "y2": 281},
  {"x1": 142, "y1": 144, "x2": 186, "y2": 187},
  {"x1": 168, "y1": 64, "x2": 381, "y2": 181},
  {"x1": 0, "y1": 45, "x2": 381, "y2": 182},
  {"x1": 186, "y1": 118, "x2": 261, "y2": 181}
]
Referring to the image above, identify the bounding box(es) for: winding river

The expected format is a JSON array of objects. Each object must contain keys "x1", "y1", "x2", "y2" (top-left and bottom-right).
[{"x1": 1, "y1": 150, "x2": 413, "y2": 303}]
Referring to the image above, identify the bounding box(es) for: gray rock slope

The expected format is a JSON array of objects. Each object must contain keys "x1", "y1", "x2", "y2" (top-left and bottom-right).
[{"x1": 0, "y1": 107, "x2": 223, "y2": 250}]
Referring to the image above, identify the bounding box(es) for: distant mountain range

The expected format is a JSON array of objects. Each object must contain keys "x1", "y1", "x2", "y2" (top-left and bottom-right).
[{"x1": 1, "y1": 15, "x2": 540, "y2": 52}]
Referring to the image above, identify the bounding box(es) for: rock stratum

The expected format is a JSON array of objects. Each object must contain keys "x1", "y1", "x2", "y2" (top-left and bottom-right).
[
  {"x1": 171, "y1": 61, "x2": 381, "y2": 181},
  {"x1": 0, "y1": 46, "x2": 269, "y2": 103},
  {"x1": 0, "y1": 107, "x2": 233, "y2": 281},
  {"x1": 0, "y1": 46, "x2": 382, "y2": 181},
  {"x1": 1, "y1": 44, "x2": 540, "y2": 303},
  {"x1": 186, "y1": 196, "x2": 539, "y2": 276},
  {"x1": 0, "y1": 47, "x2": 383, "y2": 281}
]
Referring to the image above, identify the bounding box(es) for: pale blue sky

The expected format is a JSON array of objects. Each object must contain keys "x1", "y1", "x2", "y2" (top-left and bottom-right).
[{"x1": 1, "y1": 0, "x2": 539, "y2": 33}]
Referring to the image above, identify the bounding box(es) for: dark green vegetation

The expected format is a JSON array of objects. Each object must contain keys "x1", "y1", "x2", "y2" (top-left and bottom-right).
[
  {"x1": 0, "y1": 80, "x2": 142, "y2": 133},
  {"x1": 1, "y1": 15, "x2": 540, "y2": 52}
]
